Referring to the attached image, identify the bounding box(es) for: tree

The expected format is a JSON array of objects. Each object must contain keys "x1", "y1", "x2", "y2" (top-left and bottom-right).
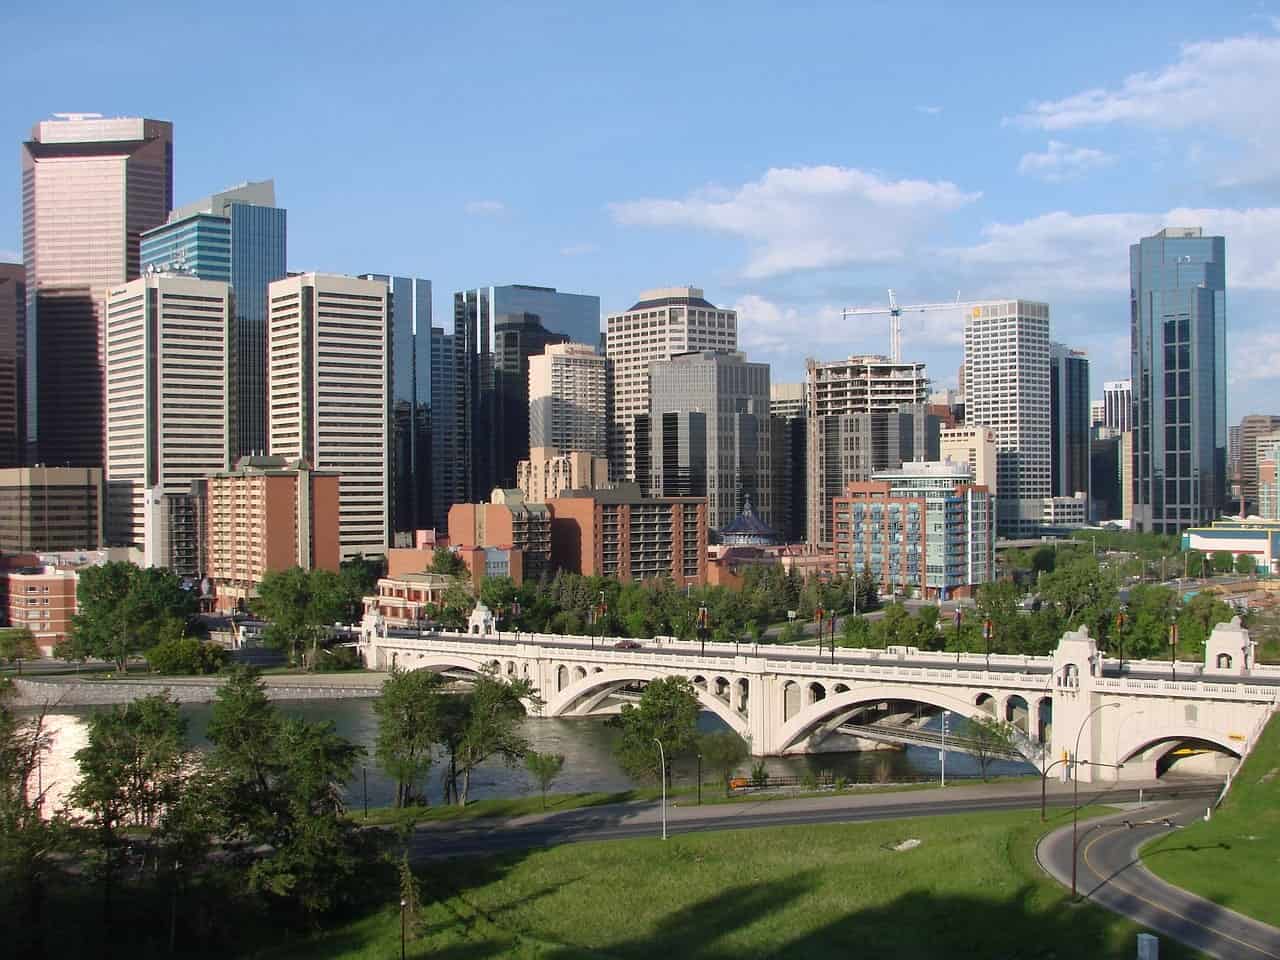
[
  {"x1": 698, "y1": 731, "x2": 749, "y2": 796},
  {"x1": 856, "y1": 566, "x2": 880, "y2": 612},
  {"x1": 1236, "y1": 553, "x2": 1257, "y2": 576},
  {"x1": 965, "y1": 714, "x2": 1016, "y2": 781},
  {"x1": 256, "y1": 567, "x2": 348, "y2": 667},
  {"x1": 1038, "y1": 555, "x2": 1118, "y2": 636},
  {"x1": 145, "y1": 636, "x2": 228, "y2": 675},
  {"x1": 451, "y1": 670, "x2": 538, "y2": 805},
  {"x1": 839, "y1": 615, "x2": 872, "y2": 648},
  {"x1": 338, "y1": 554, "x2": 384, "y2": 622},
  {"x1": 871, "y1": 604, "x2": 916, "y2": 649},
  {"x1": 1178, "y1": 590, "x2": 1235, "y2": 657},
  {"x1": 0, "y1": 627, "x2": 39, "y2": 670},
  {"x1": 374, "y1": 668, "x2": 445, "y2": 808},
  {"x1": 1212, "y1": 551, "x2": 1235, "y2": 574},
  {"x1": 524, "y1": 751, "x2": 565, "y2": 809},
  {"x1": 432, "y1": 547, "x2": 465, "y2": 577},
  {"x1": 611, "y1": 676, "x2": 700, "y2": 784},
  {"x1": 68, "y1": 562, "x2": 194, "y2": 671}
]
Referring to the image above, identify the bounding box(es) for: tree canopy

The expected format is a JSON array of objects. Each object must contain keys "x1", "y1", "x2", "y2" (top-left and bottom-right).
[
  {"x1": 610, "y1": 675, "x2": 701, "y2": 783},
  {"x1": 62, "y1": 562, "x2": 194, "y2": 670}
]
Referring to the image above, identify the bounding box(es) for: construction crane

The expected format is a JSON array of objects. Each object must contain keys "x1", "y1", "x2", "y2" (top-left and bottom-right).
[{"x1": 842, "y1": 290, "x2": 987, "y2": 362}]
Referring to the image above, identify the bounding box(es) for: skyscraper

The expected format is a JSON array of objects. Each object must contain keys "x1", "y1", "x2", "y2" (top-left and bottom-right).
[
  {"x1": 453, "y1": 285, "x2": 600, "y2": 498},
  {"x1": 268, "y1": 273, "x2": 389, "y2": 559},
  {"x1": 1236, "y1": 414, "x2": 1280, "y2": 512},
  {"x1": 103, "y1": 275, "x2": 233, "y2": 567},
  {"x1": 0, "y1": 264, "x2": 24, "y2": 467},
  {"x1": 606, "y1": 286, "x2": 737, "y2": 482},
  {"x1": 805, "y1": 355, "x2": 935, "y2": 545},
  {"x1": 1103, "y1": 379, "x2": 1132, "y2": 434},
  {"x1": 1131, "y1": 227, "x2": 1227, "y2": 534},
  {"x1": 141, "y1": 180, "x2": 286, "y2": 458},
  {"x1": 963, "y1": 299, "x2": 1051, "y2": 538},
  {"x1": 22, "y1": 114, "x2": 173, "y2": 468},
  {"x1": 770, "y1": 383, "x2": 807, "y2": 543},
  {"x1": 647, "y1": 350, "x2": 771, "y2": 530},
  {"x1": 1050, "y1": 343, "x2": 1090, "y2": 502},
  {"x1": 527, "y1": 342, "x2": 609, "y2": 457},
  {"x1": 361, "y1": 275, "x2": 436, "y2": 538}
]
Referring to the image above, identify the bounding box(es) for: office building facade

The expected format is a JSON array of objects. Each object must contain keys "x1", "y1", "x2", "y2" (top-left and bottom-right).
[
  {"x1": 0, "y1": 466, "x2": 103, "y2": 551},
  {"x1": 448, "y1": 488, "x2": 552, "y2": 581},
  {"x1": 528, "y1": 342, "x2": 609, "y2": 457},
  {"x1": 1131, "y1": 227, "x2": 1227, "y2": 534},
  {"x1": 22, "y1": 115, "x2": 174, "y2": 468},
  {"x1": 1050, "y1": 343, "x2": 1090, "y2": 502},
  {"x1": 268, "y1": 273, "x2": 389, "y2": 559},
  {"x1": 103, "y1": 276, "x2": 233, "y2": 564},
  {"x1": 833, "y1": 461, "x2": 994, "y2": 600},
  {"x1": 606, "y1": 286, "x2": 737, "y2": 482},
  {"x1": 453, "y1": 284, "x2": 600, "y2": 497},
  {"x1": 940, "y1": 425, "x2": 997, "y2": 494},
  {"x1": 648, "y1": 350, "x2": 771, "y2": 531},
  {"x1": 1236, "y1": 415, "x2": 1280, "y2": 513},
  {"x1": 770, "y1": 402, "x2": 807, "y2": 544},
  {"x1": 516, "y1": 447, "x2": 609, "y2": 502},
  {"x1": 1103, "y1": 379, "x2": 1132, "y2": 434},
  {"x1": 963, "y1": 299, "x2": 1051, "y2": 537},
  {"x1": 142, "y1": 180, "x2": 287, "y2": 458},
  {"x1": 0, "y1": 264, "x2": 24, "y2": 466}
]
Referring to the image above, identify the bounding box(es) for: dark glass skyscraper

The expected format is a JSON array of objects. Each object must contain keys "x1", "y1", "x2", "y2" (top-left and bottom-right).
[
  {"x1": 0, "y1": 264, "x2": 24, "y2": 467},
  {"x1": 142, "y1": 180, "x2": 286, "y2": 458},
  {"x1": 1131, "y1": 227, "x2": 1227, "y2": 534},
  {"x1": 23, "y1": 115, "x2": 173, "y2": 468},
  {"x1": 1050, "y1": 342, "x2": 1090, "y2": 500},
  {"x1": 453, "y1": 284, "x2": 600, "y2": 498}
]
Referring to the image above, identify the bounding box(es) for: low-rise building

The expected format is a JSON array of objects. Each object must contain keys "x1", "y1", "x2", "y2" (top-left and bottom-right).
[
  {"x1": 448, "y1": 488, "x2": 551, "y2": 581},
  {"x1": 0, "y1": 560, "x2": 79, "y2": 654},
  {"x1": 203, "y1": 455, "x2": 341, "y2": 612},
  {"x1": 516, "y1": 447, "x2": 609, "y2": 503},
  {"x1": 1183, "y1": 520, "x2": 1280, "y2": 574},
  {"x1": 832, "y1": 460, "x2": 994, "y2": 600},
  {"x1": 549, "y1": 483, "x2": 707, "y2": 586},
  {"x1": 362, "y1": 572, "x2": 454, "y2": 629},
  {"x1": 1041, "y1": 493, "x2": 1088, "y2": 530},
  {"x1": 0, "y1": 467, "x2": 103, "y2": 552}
]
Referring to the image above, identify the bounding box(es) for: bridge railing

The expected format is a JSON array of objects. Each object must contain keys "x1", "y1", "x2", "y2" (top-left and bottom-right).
[{"x1": 1093, "y1": 675, "x2": 1280, "y2": 704}]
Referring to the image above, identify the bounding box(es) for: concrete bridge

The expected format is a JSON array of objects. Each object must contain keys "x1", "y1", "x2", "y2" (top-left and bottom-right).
[{"x1": 359, "y1": 613, "x2": 1278, "y2": 782}]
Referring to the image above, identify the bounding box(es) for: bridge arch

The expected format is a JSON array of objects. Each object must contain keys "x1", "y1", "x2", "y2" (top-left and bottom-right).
[
  {"x1": 398, "y1": 652, "x2": 492, "y2": 677},
  {"x1": 774, "y1": 683, "x2": 1040, "y2": 761},
  {"x1": 543, "y1": 666, "x2": 749, "y2": 739},
  {"x1": 1116, "y1": 726, "x2": 1243, "y2": 770}
]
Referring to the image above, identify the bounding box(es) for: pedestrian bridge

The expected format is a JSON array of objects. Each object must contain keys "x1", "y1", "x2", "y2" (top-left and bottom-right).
[{"x1": 359, "y1": 614, "x2": 1278, "y2": 782}]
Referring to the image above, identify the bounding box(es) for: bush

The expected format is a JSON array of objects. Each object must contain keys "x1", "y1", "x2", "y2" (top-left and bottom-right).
[
  {"x1": 314, "y1": 645, "x2": 362, "y2": 672},
  {"x1": 750, "y1": 760, "x2": 769, "y2": 789},
  {"x1": 145, "y1": 637, "x2": 229, "y2": 675}
]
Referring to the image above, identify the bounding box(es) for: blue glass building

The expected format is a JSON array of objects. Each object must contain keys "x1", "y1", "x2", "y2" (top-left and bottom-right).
[
  {"x1": 141, "y1": 180, "x2": 286, "y2": 459},
  {"x1": 1131, "y1": 227, "x2": 1227, "y2": 534}
]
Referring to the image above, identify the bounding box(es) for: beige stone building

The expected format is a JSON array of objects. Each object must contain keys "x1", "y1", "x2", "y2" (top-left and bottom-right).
[
  {"x1": 940, "y1": 425, "x2": 998, "y2": 495},
  {"x1": 516, "y1": 447, "x2": 609, "y2": 502}
]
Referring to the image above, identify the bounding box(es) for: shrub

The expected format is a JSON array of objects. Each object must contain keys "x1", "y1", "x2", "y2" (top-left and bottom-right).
[
  {"x1": 314, "y1": 645, "x2": 362, "y2": 672},
  {"x1": 750, "y1": 760, "x2": 769, "y2": 789},
  {"x1": 145, "y1": 637, "x2": 229, "y2": 675}
]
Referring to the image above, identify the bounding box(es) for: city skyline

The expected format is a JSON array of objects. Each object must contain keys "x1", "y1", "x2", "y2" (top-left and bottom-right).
[{"x1": 3, "y1": 3, "x2": 1279, "y2": 414}]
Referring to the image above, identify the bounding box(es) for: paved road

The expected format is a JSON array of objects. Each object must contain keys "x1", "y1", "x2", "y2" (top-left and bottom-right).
[
  {"x1": 407, "y1": 777, "x2": 1220, "y2": 862},
  {"x1": 1038, "y1": 800, "x2": 1280, "y2": 960}
]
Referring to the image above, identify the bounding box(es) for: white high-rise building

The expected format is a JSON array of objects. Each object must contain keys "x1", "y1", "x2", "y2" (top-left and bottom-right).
[
  {"x1": 527, "y1": 342, "x2": 609, "y2": 458},
  {"x1": 1103, "y1": 379, "x2": 1132, "y2": 433},
  {"x1": 104, "y1": 275, "x2": 233, "y2": 559},
  {"x1": 605, "y1": 286, "x2": 736, "y2": 480},
  {"x1": 962, "y1": 299, "x2": 1051, "y2": 538},
  {"x1": 268, "y1": 273, "x2": 389, "y2": 559}
]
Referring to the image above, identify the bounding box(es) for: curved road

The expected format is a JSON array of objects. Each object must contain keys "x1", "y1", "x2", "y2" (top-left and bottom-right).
[{"x1": 1038, "y1": 801, "x2": 1280, "y2": 960}]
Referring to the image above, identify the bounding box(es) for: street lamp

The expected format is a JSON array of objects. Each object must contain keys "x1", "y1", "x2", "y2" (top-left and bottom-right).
[
  {"x1": 510, "y1": 598, "x2": 522, "y2": 642},
  {"x1": 815, "y1": 606, "x2": 825, "y2": 659},
  {"x1": 598, "y1": 591, "x2": 608, "y2": 650},
  {"x1": 1113, "y1": 606, "x2": 1128, "y2": 674},
  {"x1": 400, "y1": 898, "x2": 407, "y2": 960},
  {"x1": 1168, "y1": 614, "x2": 1179, "y2": 682},
  {"x1": 1071, "y1": 702, "x2": 1121, "y2": 899},
  {"x1": 697, "y1": 602, "x2": 709, "y2": 657},
  {"x1": 697, "y1": 752, "x2": 703, "y2": 806},
  {"x1": 982, "y1": 618, "x2": 993, "y2": 670},
  {"x1": 495, "y1": 605, "x2": 504, "y2": 642},
  {"x1": 654, "y1": 738, "x2": 667, "y2": 840}
]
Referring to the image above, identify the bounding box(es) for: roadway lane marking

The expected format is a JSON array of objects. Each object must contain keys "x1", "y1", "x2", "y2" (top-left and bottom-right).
[{"x1": 1081, "y1": 826, "x2": 1280, "y2": 960}]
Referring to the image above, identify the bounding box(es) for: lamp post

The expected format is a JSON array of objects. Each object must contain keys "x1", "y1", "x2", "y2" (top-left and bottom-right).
[
  {"x1": 511, "y1": 598, "x2": 522, "y2": 643},
  {"x1": 697, "y1": 602, "x2": 709, "y2": 656},
  {"x1": 495, "y1": 605, "x2": 504, "y2": 642},
  {"x1": 1169, "y1": 616, "x2": 1179, "y2": 682},
  {"x1": 362, "y1": 766, "x2": 368, "y2": 819},
  {"x1": 654, "y1": 738, "x2": 667, "y2": 840},
  {"x1": 830, "y1": 614, "x2": 837, "y2": 664},
  {"x1": 1071, "y1": 702, "x2": 1121, "y2": 899},
  {"x1": 697, "y1": 752, "x2": 703, "y2": 806},
  {"x1": 598, "y1": 591, "x2": 608, "y2": 650},
  {"x1": 1114, "y1": 606, "x2": 1128, "y2": 674},
  {"x1": 982, "y1": 618, "x2": 993, "y2": 670},
  {"x1": 940, "y1": 710, "x2": 948, "y2": 788},
  {"x1": 1039, "y1": 755, "x2": 1069, "y2": 821},
  {"x1": 400, "y1": 898, "x2": 407, "y2": 960},
  {"x1": 815, "y1": 606, "x2": 825, "y2": 659}
]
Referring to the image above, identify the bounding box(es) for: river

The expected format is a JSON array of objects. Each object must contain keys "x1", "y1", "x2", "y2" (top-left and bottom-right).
[{"x1": 33, "y1": 702, "x2": 1034, "y2": 813}]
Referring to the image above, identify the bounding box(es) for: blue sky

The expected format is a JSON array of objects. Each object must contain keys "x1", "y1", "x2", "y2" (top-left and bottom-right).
[{"x1": 4, "y1": 0, "x2": 1280, "y2": 411}]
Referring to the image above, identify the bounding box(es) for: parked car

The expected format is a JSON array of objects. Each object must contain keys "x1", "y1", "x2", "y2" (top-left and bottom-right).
[{"x1": 613, "y1": 639, "x2": 642, "y2": 650}]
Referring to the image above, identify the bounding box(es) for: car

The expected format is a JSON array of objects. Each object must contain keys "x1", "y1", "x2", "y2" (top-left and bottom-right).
[{"x1": 613, "y1": 639, "x2": 642, "y2": 650}]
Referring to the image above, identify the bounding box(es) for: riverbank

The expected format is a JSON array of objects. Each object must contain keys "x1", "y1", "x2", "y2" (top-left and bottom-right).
[{"x1": 10, "y1": 671, "x2": 389, "y2": 706}]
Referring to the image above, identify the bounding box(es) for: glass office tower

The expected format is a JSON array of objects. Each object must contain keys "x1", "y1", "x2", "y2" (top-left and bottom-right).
[
  {"x1": 453, "y1": 284, "x2": 600, "y2": 497},
  {"x1": 142, "y1": 180, "x2": 286, "y2": 458},
  {"x1": 1050, "y1": 343, "x2": 1090, "y2": 500},
  {"x1": 22, "y1": 114, "x2": 174, "y2": 467},
  {"x1": 0, "y1": 264, "x2": 24, "y2": 467},
  {"x1": 1131, "y1": 227, "x2": 1227, "y2": 534}
]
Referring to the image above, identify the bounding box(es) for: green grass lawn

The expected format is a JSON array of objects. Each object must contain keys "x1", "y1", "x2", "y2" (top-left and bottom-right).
[
  {"x1": 263, "y1": 808, "x2": 1195, "y2": 960},
  {"x1": 1143, "y1": 713, "x2": 1280, "y2": 926}
]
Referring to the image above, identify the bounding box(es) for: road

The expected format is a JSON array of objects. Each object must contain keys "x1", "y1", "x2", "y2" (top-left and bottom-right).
[
  {"x1": 1037, "y1": 800, "x2": 1280, "y2": 960},
  {"x1": 406, "y1": 776, "x2": 1220, "y2": 862}
]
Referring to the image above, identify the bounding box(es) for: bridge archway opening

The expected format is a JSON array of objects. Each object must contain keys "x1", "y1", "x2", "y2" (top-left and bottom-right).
[
  {"x1": 556, "y1": 665, "x2": 569, "y2": 692},
  {"x1": 783, "y1": 681, "x2": 800, "y2": 721},
  {"x1": 1121, "y1": 735, "x2": 1242, "y2": 779},
  {"x1": 544, "y1": 668, "x2": 749, "y2": 739},
  {"x1": 975, "y1": 693, "x2": 996, "y2": 715},
  {"x1": 692, "y1": 675, "x2": 708, "y2": 690},
  {"x1": 1004, "y1": 695, "x2": 1029, "y2": 734},
  {"x1": 714, "y1": 677, "x2": 730, "y2": 701},
  {"x1": 807, "y1": 683, "x2": 827, "y2": 706},
  {"x1": 573, "y1": 666, "x2": 587, "y2": 682},
  {"x1": 736, "y1": 679, "x2": 749, "y2": 713},
  {"x1": 833, "y1": 683, "x2": 850, "y2": 695},
  {"x1": 1036, "y1": 697, "x2": 1052, "y2": 743}
]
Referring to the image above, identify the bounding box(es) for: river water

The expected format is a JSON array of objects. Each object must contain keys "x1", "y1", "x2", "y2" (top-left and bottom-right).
[{"x1": 33, "y1": 702, "x2": 1034, "y2": 813}]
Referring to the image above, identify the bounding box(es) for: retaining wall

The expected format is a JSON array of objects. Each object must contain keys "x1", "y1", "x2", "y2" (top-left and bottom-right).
[{"x1": 10, "y1": 676, "x2": 385, "y2": 707}]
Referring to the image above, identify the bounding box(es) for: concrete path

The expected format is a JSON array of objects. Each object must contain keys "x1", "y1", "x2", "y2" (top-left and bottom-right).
[{"x1": 1037, "y1": 800, "x2": 1280, "y2": 960}]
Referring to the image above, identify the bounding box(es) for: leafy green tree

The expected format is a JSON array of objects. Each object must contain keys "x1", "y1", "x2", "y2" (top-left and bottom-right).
[
  {"x1": 1038, "y1": 555, "x2": 1118, "y2": 636},
  {"x1": 524, "y1": 751, "x2": 565, "y2": 809},
  {"x1": 856, "y1": 566, "x2": 880, "y2": 612},
  {"x1": 1213, "y1": 551, "x2": 1235, "y2": 574},
  {"x1": 965, "y1": 714, "x2": 1016, "y2": 780},
  {"x1": 611, "y1": 675, "x2": 700, "y2": 784},
  {"x1": 1177, "y1": 591, "x2": 1235, "y2": 657},
  {"x1": 432, "y1": 547, "x2": 465, "y2": 576},
  {"x1": 256, "y1": 567, "x2": 348, "y2": 666},
  {"x1": 480, "y1": 575, "x2": 520, "y2": 613},
  {"x1": 338, "y1": 554, "x2": 384, "y2": 621},
  {"x1": 698, "y1": 731, "x2": 749, "y2": 796},
  {"x1": 145, "y1": 636, "x2": 228, "y2": 674},
  {"x1": 452, "y1": 669, "x2": 538, "y2": 805},
  {"x1": 0, "y1": 627, "x2": 39, "y2": 669},
  {"x1": 1124, "y1": 584, "x2": 1178, "y2": 659},
  {"x1": 1236, "y1": 553, "x2": 1257, "y2": 575},
  {"x1": 374, "y1": 668, "x2": 445, "y2": 807},
  {"x1": 67, "y1": 562, "x2": 194, "y2": 671},
  {"x1": 871, "y1": 604, "x2": 917, "y2": 649},
  {"x1": 839, "y1": 615, "x2": 872, "y2": 648}
]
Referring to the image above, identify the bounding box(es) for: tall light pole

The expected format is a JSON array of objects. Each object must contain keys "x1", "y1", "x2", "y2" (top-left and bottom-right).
[
  {"x1": 1169, "y1": 615, "x2": 1179, "y2": 682},
  {"x1": 1071, "y1": 702, "x2": 1121, "y2": 898},
  {"x1": 940, "y1": 710, "x2": 948, "y2": 788},
  {"x1": 654, "y1": 738, "x2": 667, "y2": 840}
]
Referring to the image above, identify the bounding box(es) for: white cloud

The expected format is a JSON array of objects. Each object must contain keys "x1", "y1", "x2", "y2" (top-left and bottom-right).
[
  {"x1": 559, "y1": 242, "x2": 597, "y2": 257},
  {"x1": 916, "y1": 105, "x2": 944, "y2": 116},
  {"x1": 610, "y1": 165, "x2": 980, "y2": 279},
  {"x1": 1010, "y1": 29, "x2": 1280, "y2": 186},
  {"x1": 1230, "y1": 331, "x2": 1280, "y2": 386},
  {"x1": 1017, "y1": 140, "x2": 1114, "y2": 182},
  {"x1": 465, "y1": 199, "x2": 506, "y2": 215},
  {"x1": 0, "y1": 250, "x2": 18, "y2": 264}
]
